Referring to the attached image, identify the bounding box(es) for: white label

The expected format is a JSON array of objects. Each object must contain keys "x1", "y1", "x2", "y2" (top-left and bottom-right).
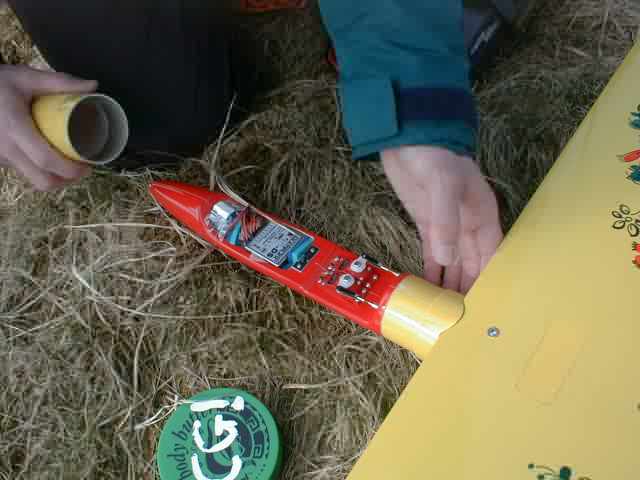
[{"x1": 188, "y1": 396, "x2": 246, "y2": 480}]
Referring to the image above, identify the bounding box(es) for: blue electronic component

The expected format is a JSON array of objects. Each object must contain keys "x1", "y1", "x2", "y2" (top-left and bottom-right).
[
  {"x1": 287, "y1": 235, "x2": 314, "y2": 266},
  {"x1": 226, "y1": 222, "x2": 242, "y2": 245}
]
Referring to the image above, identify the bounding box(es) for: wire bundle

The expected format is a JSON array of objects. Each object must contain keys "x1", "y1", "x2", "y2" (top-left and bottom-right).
[{"x1": 239, "y1": 209, "x2": 265, "y2": 243}]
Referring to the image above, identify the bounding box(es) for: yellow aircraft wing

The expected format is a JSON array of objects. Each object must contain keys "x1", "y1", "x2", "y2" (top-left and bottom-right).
[{"x1": 348, "y1": 41, "x2": 640, "y2": 479}]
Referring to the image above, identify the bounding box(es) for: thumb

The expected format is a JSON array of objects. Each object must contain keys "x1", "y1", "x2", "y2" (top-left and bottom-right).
[
  {"x1": 15, "y1": 67, "x2": 97, "y2": 96},
  {"x1": 429, "y1": 173, "x2": 464, "y2": 266}
]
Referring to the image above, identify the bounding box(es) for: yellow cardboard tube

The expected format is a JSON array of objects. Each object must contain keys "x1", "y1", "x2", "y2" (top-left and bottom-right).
[
  {"x1": 32, "y1": 93, "x2": 129, "y2": 165},
  {"x1": 381, "y1": 275, "x2": 465, "y2": 359}
]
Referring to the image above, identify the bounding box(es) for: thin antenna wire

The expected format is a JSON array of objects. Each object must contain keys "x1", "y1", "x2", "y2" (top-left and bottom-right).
[{"x1": 210, "y1": 94, "x2": 281, "y2": 224}]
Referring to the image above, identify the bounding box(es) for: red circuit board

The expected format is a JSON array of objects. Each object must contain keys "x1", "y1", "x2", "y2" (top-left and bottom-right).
[{"x1": 150, "y1": 181, "x2": 407, "y2": 334}]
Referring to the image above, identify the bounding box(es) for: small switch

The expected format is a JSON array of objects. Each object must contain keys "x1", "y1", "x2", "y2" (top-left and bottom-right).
[
  {"x1": 338, "y1": 274, "x2": 356, "y2": 289},
  {"x1": 350, "y1": 256, "x2": 367, "y2": 273}
]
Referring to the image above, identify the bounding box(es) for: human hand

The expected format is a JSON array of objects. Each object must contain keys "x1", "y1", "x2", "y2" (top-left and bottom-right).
[
  {"x1": 0, "y1": 65, "x2": 97, "y2": 191},
  {"x1": 382, "y1": 146, "x2": 503, "y2": 293}
]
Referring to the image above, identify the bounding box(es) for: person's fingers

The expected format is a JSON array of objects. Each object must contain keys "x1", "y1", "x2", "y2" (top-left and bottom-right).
[
  {"x1": 11, "y1": 110, "x2": 92, "y2": 180},
  {"x1": 478, "y1": 222, "x2": 504, "y2": 271},
  {"x1": 465, "y1": 174, "x2": 503, "y2": 270},
  {"x1": 442, "y1": 262, "x2": 463, "y2": 293},
  {"x1": 6, "y1": 143, "x2": 68, "y2": 191},
  {"x1": 420, "y1": 230, "x2": 444, "y2": 286},
  {"x1": 425, "y1": 255, "x2": 444, "y2": 286},
  {"x1": 429, "y1": 171, "x2": 464, "y2": 267},
  {"x1": 12, "y1": 66, "x2": 97, "y2": 96},
  {"x1": 460, "y1": 269, "x2": 475, "y2": 294},
  {"x1": 459, "y1": 227, "x2": 481, "y2": 280}
]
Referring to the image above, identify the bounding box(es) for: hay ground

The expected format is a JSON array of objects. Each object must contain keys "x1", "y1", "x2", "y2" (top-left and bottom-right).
[{"x1": 1, "y1": 2, "x2": 638, "y2": 479}]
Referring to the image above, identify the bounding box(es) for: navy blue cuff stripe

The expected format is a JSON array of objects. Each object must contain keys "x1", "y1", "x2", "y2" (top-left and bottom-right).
[{"x1": 396, "y1": 87, "x2": 479, "y2": 131}]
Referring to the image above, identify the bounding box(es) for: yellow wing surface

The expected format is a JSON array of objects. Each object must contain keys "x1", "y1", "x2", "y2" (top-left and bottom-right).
[{"x1": 348, "y1": 42, "x2": 640, "y2": 479}]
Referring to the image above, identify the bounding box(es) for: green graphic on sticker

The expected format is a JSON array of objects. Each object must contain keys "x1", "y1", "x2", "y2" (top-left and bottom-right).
[{"x1": 157, "y1": 388, "x2": 282, "y2": 480}]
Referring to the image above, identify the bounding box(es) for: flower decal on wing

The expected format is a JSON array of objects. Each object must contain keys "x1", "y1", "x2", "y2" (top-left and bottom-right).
[
  {"x1": 611, "y1": 204, "x2": 640, "y2": 237},
  {"x1": 631, "y1": 106, "x2": 640, "y2": 130},
  {"x1": 618, "y1": 104, "x2": 640, "y2": 185},
  {"x1": 528, "y1": 463, "x2": 591, "y2": 480}
]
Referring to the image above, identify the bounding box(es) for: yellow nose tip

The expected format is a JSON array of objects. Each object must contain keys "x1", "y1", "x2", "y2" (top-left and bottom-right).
[{"x1": 381, "y1": 275, "x2": 465, "y2": 359}]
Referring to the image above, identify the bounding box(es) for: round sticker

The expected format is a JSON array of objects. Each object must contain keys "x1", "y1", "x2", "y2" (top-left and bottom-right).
[{"x1": 157, "y1": 388, "x2": 282, "y2": 480}]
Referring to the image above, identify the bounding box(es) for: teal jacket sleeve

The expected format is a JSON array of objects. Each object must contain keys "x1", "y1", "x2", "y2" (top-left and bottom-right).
[{"x1": 318, "y1": 1, "x2": 477, "y2": 160}]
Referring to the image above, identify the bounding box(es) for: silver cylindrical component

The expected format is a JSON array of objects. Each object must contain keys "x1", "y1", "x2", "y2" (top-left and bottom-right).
[{"x1": 212, "y1": 201, "x2": 238, "y2": 221}]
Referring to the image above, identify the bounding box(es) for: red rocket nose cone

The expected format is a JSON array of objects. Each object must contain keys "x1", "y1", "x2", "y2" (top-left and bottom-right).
[
  {"x1": 149, "y1": 180, "x2": 171, "y2": 205},
  {"x1": 149, "y1": 181, "x2": 218, "y2": 233},
  {"x1": 149, "y1": 180, "x2": 207, "y2": 212}
]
